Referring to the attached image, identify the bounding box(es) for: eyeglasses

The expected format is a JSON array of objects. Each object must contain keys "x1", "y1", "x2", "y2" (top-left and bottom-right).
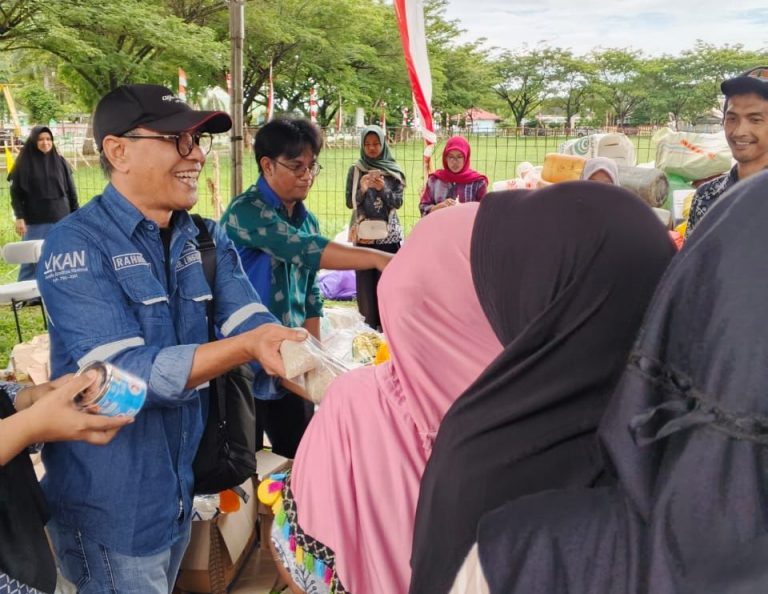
[
  {"x1": 121, "y1": 131, "x2": 213, "y2": 157},
  {"x1": 273, "y1": 159, "x2": 323, "y2": 177},
  {"x1": 445, "y1": 154, "x2": 465, "y2": 162}
]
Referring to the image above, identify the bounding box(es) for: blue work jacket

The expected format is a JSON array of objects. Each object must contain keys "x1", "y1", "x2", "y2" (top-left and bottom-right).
[{"x1": 37, "y1": 184, "x2": 276, "y2": 555}]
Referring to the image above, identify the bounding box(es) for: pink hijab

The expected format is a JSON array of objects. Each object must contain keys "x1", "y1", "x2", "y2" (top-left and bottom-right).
[
  {"x1": 432, "y1": 136, "x2": 488, "y2": 185},
  {"x1": 291, "y1": 203, "x2": 503, "y2": 593}
]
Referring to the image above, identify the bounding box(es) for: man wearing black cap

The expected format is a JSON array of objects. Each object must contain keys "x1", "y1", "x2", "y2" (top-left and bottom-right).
[
  {"x1": 686, "y1": 66, "x2": 768, "y2": 237},
  {"x1": 36, "y1": 84, "x2": 304, "y2": 593}
]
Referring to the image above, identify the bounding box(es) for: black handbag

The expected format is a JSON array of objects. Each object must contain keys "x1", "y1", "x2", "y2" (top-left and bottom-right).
[{"x1": 191, "y1": 215, "x2": 258, "y2": 495}]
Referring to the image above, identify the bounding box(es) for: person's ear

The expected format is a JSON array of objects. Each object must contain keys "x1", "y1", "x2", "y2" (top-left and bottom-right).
[
  {"x1": 259, "y1": 156, "x2": 274, "y2": 177},
  {"x1": 102, "y1": 136, "x2": 130, "y2": 174}
]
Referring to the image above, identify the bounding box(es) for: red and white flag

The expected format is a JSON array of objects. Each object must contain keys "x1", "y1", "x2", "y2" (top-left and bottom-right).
[
  {"x1": 309, "y1": 87, "x2": 318, "y2": 123},
  {"x1": 178, "y1": 68, "x2": 187, "y2": 101},
  {"x1": 266, "y1": 61, "x2": 274, "y2": 122},
  {"x1": 226, "y1": 72, "x2": 232, "y2": 95},
  {"x1": 336, "y1": 93, "x2": 343, "y2": 133},
  {"x1": 394, "y1": 0, "x2": 436, "y2": 155}
]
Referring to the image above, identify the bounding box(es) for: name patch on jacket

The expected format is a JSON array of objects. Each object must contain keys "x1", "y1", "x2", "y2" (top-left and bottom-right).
[
  {"x1": 176, "y1": 244, "x2": 202, "y2": 272},
  {"x1": 43, "y1": 250, "x2": 88, "y2": 282},
  {"x1": 112, "y1": 253, "x2": 150, "y2": 271}
]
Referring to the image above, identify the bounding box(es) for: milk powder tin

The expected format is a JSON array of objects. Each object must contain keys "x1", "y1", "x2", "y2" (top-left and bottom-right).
[{"x1": 76, "y1": 361, "x2": 146, "y2": 417}]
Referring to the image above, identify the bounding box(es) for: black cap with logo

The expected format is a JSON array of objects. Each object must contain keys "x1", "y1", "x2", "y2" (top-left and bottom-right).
[
  {"x1": 93, "y1": 84, "x2": 232, "y2": 150},
  {"x1": 721, "y1": 67, "x2": 768, "y2": 100}
]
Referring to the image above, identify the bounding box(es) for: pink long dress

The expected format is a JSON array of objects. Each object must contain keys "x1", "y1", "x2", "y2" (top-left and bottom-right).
[{"x1": 291, "y1": 202, "x2": 503, "y2": 593}]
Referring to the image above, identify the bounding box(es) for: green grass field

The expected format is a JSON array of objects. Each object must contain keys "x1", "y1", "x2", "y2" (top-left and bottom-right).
[{"x1": 0, "y1": 132, "x2": 657, "y2": 366}]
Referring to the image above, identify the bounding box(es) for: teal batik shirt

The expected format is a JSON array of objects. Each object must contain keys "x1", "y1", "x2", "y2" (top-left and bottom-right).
[{"x1": 222, "y1": 177, "x2": 330, "y2": 399}]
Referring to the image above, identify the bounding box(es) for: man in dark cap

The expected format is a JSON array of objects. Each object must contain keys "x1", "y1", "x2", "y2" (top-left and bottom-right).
[
  {"x1": 37, "y1": 84, "x2": 304, "y2": 593},
  {"x1": 686, "y1": 66, "x2": 768, "y2": 237}
]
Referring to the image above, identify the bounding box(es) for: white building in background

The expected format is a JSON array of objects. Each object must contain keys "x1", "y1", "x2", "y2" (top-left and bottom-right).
[{"x1": 466, "y1": 108, "x2": 502, "y2": 133}]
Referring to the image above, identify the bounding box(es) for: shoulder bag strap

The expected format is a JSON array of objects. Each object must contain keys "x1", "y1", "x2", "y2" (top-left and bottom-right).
[
  {"x1": 191, "y1": 215, "x2": 226, "y2": 420},
  {"x1": 191, "y1": 214, "x2": 216, "y2": 344}
]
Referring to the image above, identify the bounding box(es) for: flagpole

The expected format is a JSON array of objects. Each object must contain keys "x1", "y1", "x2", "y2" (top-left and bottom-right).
[{"x1": 229, "y1": 0, "x2": 245, "y2": 196}]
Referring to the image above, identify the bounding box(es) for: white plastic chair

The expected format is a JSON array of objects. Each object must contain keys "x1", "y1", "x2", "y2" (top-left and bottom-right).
[{"x1": 0, "y1": 240, "x2": 47, "y2": 342}]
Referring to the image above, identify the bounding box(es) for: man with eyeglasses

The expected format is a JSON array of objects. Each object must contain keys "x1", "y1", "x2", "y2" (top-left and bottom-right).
[
  {"x1": 221, "y1": 117, "x2": 392, "y2": 458},
  {"x1": 685, "y1": 66, "x2": 768, "y2": 237},
  {"x1": 36, "y1": 84, "x2": 305, "y2": 593}
]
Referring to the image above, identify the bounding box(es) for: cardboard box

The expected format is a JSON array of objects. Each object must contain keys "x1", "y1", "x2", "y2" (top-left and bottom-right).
[
  {"x1": 175, "y1": 452, "x2": 290, "y2": 594},
  {"x1": 175, "y1": 477, "x2": 258, "y2": 594}
]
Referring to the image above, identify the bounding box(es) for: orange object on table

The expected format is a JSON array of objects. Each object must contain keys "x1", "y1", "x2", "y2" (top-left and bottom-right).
[
  {"x1": 541, "y1": 153, "x2": 586, "y2": 183},
  {"x1": 219, "y1": 488, "x2": 240, "y2": 513}
]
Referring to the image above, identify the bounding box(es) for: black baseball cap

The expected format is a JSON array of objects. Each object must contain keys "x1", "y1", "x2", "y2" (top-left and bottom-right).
[
  {"x1": 93, "y1": 84, "x2": 232, "y2": 150},
  {"x1": 721, "y1": 66, "x2": 768, "y2": 100}
]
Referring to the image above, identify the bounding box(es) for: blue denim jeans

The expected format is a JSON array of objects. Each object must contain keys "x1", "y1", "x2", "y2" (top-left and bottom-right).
[{"x1": 47, "y1": 519, "x2": 192, "y2": 594}]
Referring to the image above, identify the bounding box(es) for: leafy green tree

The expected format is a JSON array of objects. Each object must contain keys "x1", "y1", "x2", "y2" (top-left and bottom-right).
[
  {"x1": 591, "y1": 48, "x2": 649, "y2": 127},
  {"x1": 493, "y1": 46, "x2": 560, "y2": 127},
  {"x1": 28, "y1": 0, "x2": 226, "y2": 107},
  {"x1": 0, "y1": 0, "x2": 44, "y2": 48},
  {"x1": 229, "y1": 0, "x2": 411, "y2": 126},
  {"x1": 549, "y1": 50, "x2": 594, "y2": 132},
  {"x1": 19, "y1": 85, "x2": 61, "y2": 123},
  {"x1": 420, "y1": 0, "x2": 501, "y2": 116}
]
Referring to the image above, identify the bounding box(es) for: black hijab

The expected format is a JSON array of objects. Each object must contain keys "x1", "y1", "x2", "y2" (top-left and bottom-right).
[
  {"x1": 408, "y1": 183, "x2": 676, "y2": 594},
  {"x1": 473, "y1": 170, "x2": 768, "y2": 594},
  {"x1": 10, "y1": 126, "x2": 70, "y2": 199}
]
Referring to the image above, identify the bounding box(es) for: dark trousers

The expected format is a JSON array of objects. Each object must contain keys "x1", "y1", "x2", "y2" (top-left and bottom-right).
[
  {"x1": 355, "y1": 242, "x2": 400, "y2": 330},
  {"x1": 255, "y1": 391, "x2": 314, "y2": 459}
]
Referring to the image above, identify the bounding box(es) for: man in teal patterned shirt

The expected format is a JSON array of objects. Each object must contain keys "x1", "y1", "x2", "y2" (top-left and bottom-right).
[{"x1": 222, "y1": 117, "x2": 391, "y2": 456}]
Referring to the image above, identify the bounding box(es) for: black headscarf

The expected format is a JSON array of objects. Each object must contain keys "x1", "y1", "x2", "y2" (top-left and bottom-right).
[
  {"x1": 408, "y1": 183, "x2": 676, "y2": 594},
  {"x1": 9, "y1": 126, "x2": 70, "y2": 199},
  {"x1": 473, "y1": 170, "x2": 768, "y2": 594}
]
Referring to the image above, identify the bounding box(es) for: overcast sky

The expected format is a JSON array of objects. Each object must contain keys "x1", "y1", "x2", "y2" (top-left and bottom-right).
[{"x1": 442, "y1": 1, "x2": 768, "y2": 56}]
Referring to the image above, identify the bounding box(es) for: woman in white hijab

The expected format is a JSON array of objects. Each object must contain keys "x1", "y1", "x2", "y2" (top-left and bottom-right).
[{"x1": 581, "y1": 157, "x2": 620, "y2": 185}]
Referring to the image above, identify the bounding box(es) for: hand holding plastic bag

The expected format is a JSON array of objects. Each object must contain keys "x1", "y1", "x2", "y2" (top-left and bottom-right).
[{"x1": 280, "y1": 335, "x2": 352, "y2": 403}]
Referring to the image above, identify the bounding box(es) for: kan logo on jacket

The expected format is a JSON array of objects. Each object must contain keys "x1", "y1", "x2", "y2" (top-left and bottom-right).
[{"x1": 44, "y1": 250, "x2": 88, "y2": 282}]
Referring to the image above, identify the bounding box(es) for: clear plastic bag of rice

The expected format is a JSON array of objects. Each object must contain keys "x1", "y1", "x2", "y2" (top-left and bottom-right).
[{"x1": 280, "y1": 335, "x2": 351, "y2": 403}]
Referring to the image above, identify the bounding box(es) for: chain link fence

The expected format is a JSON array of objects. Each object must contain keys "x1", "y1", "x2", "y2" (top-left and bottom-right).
[{"x1": 0, "y1": 125, "x2": 662, "y2": 246}]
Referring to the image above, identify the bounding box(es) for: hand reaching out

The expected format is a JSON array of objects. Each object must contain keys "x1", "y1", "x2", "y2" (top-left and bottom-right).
[
  {"x1": 1, "y1": 373, "x2": 133, "y2": 465},
  {"x1": 24, "y1": 373, "x2": 133, "y2": 445}
]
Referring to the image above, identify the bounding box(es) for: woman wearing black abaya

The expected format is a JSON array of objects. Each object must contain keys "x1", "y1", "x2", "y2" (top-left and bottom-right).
[
  {"x1": 9, "y1": 126, "x2": 78, "y2": 280},
  {"x1": 445, "y1": 170, "x2": 768, "y2": 594},
  {"x1": 408, "y1": 182, "x2": 676, "y2": 594}
]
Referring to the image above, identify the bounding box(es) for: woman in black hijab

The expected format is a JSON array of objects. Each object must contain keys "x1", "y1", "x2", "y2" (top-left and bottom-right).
[
  {"x1": 408, "y1": 182, "x2": 676, "y2": 594},
  {"x1": 445, "y1": 170, "x2": 768, "y2": 594},
  {"x1": 9, "y1": 126, "x2": 79, "y2": 280}
]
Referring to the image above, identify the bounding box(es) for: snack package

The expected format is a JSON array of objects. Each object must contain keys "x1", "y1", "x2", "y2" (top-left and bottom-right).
[
  {"x1": 352, "y1": 332, "x2": 384, "y2": 365},
  {"x1": 280, "y1": 335, "x2": 351, "y2": 404}
]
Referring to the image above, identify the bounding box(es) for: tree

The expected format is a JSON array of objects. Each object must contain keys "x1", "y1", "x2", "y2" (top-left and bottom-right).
[
  {"x1": 232, "y1": 0, "x2": 412, "y2": 126},
  {"x1": 420, "y1": 0, "x2": 501, "y2": 116},
  {"x1": 642, "y1": 55, "x2": 714, "y2": 128},
  {"x1": 493, "y1": 46, "x2": 560, "y2": 127},
  {"x1": 591, "y1": 49, "x2": 648, "y2": 127},
  {"x1": 549, "y1": 50, "x2": 594, "y2": 132},
  {"x1": 0, "y1": 0, "x2": 44, "y2": 48},
  {"x1": 19, "y1": 85, "x2": 61, "y2": 123},
  {"x1": 23, "y1": 0, "x2": 226, "y2": 107}
]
